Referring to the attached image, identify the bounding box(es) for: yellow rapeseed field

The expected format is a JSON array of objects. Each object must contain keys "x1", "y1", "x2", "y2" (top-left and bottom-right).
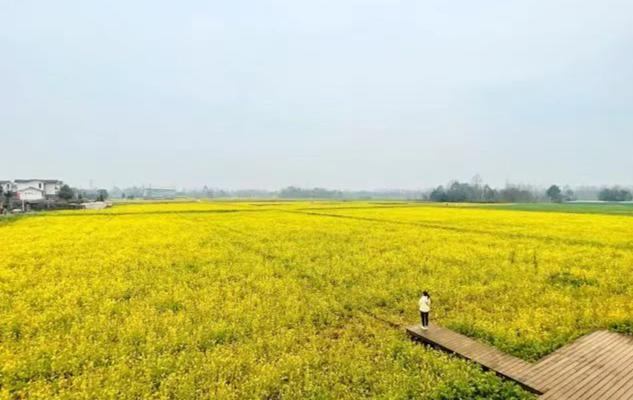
[{"x1": 1, "y1": 201, "x2": 632, "y2": 399}]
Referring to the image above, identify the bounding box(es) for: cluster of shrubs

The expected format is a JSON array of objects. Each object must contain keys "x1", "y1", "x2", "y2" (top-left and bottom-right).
[{"x1": 598, "y1": 187, "x2": 633, "y2": 202}]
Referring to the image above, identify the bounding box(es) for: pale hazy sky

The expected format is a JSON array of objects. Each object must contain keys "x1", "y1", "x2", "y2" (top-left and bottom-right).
[{"x1": 2, "y1": 0, "x2": 632, "y2": 190}]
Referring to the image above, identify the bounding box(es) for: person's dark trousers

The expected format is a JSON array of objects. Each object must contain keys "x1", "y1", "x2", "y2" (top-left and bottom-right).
[{"x1": 420, "y1": 312, "x2": 429, "y2": 327}]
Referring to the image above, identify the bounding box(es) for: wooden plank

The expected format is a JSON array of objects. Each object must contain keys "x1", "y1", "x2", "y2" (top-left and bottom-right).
[
  {"x1": 569, "y1": 341, "x2": 633, "y2": 400},
  {"x1": 539, "y1": 362, "x2": 603, "y2": 399},
  {"x1": 535, "y1": 331, "x2": 611, "y2": 373},
  {"x1": 538, "y1": 334, "x2": 619, "y2": 389},
  {"x1": 610, "y1": 377, "x2": 633, "y2": 400},
  {"x1": 535, "y1": 332, "x2": 633, "y2": 399},
  {"x1": 540, "y1": 365, "x2": 608, "y2": 399},
  {"x1": 573, "y1": 335, "x2": 633, "y2": 397},
  {"x1": 531, "y1": 331, "x2": 601, "y2": 368},
  {"x1": 529, "y1": 331, "x2": 617, "y2": 391},
  {"x1": 406, "y1": 324, "x2": 633, "y2": 399},
  {"x1": 406, "y1": 324, "x2": 544, "y2": 393},
  {"x1": 538, "y1": 333, "x2": 629, "y2": 398},
  {"x1": 522, "y1": 331, "x2": 609, "y2": 387},
  {"x1": 594, "y1": 341, "x2": 633, "y2": 400},
  {"x1": 503, "y1": 363, "x2": 535, "y2": 382},
  {"x1": 408, "y1": 324, "x2": 509, "y2": 359},
  {"x1": 547, "y1": 333, "x2": 633, "y2": 400},
  {"x1": 561, "y1": 331, "x2": 628, "y2": 369}
]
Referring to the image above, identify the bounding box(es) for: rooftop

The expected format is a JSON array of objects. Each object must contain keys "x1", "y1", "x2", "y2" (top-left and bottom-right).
[{"x1": 14, "y1": 179, "x2": 62, "y2": 184}]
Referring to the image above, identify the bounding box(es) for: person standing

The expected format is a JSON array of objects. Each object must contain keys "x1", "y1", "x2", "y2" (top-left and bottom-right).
[{"x1": 419, "y1": 291, "x2": 431, "y2": 330}]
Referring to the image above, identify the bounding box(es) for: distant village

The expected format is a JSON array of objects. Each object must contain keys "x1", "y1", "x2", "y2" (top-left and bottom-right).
[
  {"x1": 0, "y1": 179, "x2": 189, "y2": 215},
  {"x1": 0, "y1": 179, "x2": 111, "y2": 214}
]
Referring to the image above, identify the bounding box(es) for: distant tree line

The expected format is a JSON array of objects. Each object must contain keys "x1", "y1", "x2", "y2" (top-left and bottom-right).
[
  {"x1": 428, "y1": 181, "x2": 547, "y2": 203},
  {"x1": 598, "y1": 187, "x2": 633, "y2": 202},
  {"x1": 106, "y1": 182, "x2": 633, "y2": 203},
  {"x1": 428, "y1": 180, "x2": 633, "y2": 203},
  {"x1": 68, "y1": 188, "x2": 109, "y2": 202}
]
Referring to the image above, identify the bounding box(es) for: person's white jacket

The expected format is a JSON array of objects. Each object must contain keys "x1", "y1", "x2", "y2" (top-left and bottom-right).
[{"x1": 419, "y1": 295, "x2": 431, "y2": 312}]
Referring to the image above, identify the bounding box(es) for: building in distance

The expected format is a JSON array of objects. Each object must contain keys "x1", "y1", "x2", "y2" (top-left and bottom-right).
[
  {"x1": 13, "y1": 179, "x2": 63, "y2": 202},
  {"x1": 142, "y1": 188, "x2": 178, "y2": 200}
]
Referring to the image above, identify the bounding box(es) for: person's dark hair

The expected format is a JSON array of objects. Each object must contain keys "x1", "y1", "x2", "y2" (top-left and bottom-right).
[{"x1": 422, "y1": 291, "x2": 430, "y2": 298}]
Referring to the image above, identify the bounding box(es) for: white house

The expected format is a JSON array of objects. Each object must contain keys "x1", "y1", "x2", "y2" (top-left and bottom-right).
[
  {"x1": 14, "y1": 179, "x2": 63, "y2": 202},
  {"x1": 17, "y1": 187, "x2": 46, "y2": 201}
]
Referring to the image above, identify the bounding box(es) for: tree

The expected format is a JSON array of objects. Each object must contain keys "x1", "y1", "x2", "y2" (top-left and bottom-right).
[
  {"x1": 429, "y1": 186, "x2": 448, "y2": 202},
  {"x1": 58, "y1": 184, "x2": 75, "y2": 201},
  {"x1": 498, "y1": 186, "x2": 534, "y2": 203},
  {"x1": 482, "y1": 185, "x2": 497, "y2": 202},
  {"x1": 96, "y1": 189, "x2": 109, "y2": 202},
  {"x1": 470, "y1": 174, "x2": 483, "y2": 201},
  {"x1": 546, "y1": 185, "x2": 563, "y2": 203},
  {"x1": 563, "y1": 188, "x2": 576, "y2": 202},
  {"x1": 2, "y1": 188, "x2": 14, "y2": 211}
]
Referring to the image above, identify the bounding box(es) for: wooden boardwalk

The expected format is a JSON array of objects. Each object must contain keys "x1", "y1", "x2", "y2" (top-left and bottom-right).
[{"x1": 407, "y1": 324, "x2": 633, "y2": 399}]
